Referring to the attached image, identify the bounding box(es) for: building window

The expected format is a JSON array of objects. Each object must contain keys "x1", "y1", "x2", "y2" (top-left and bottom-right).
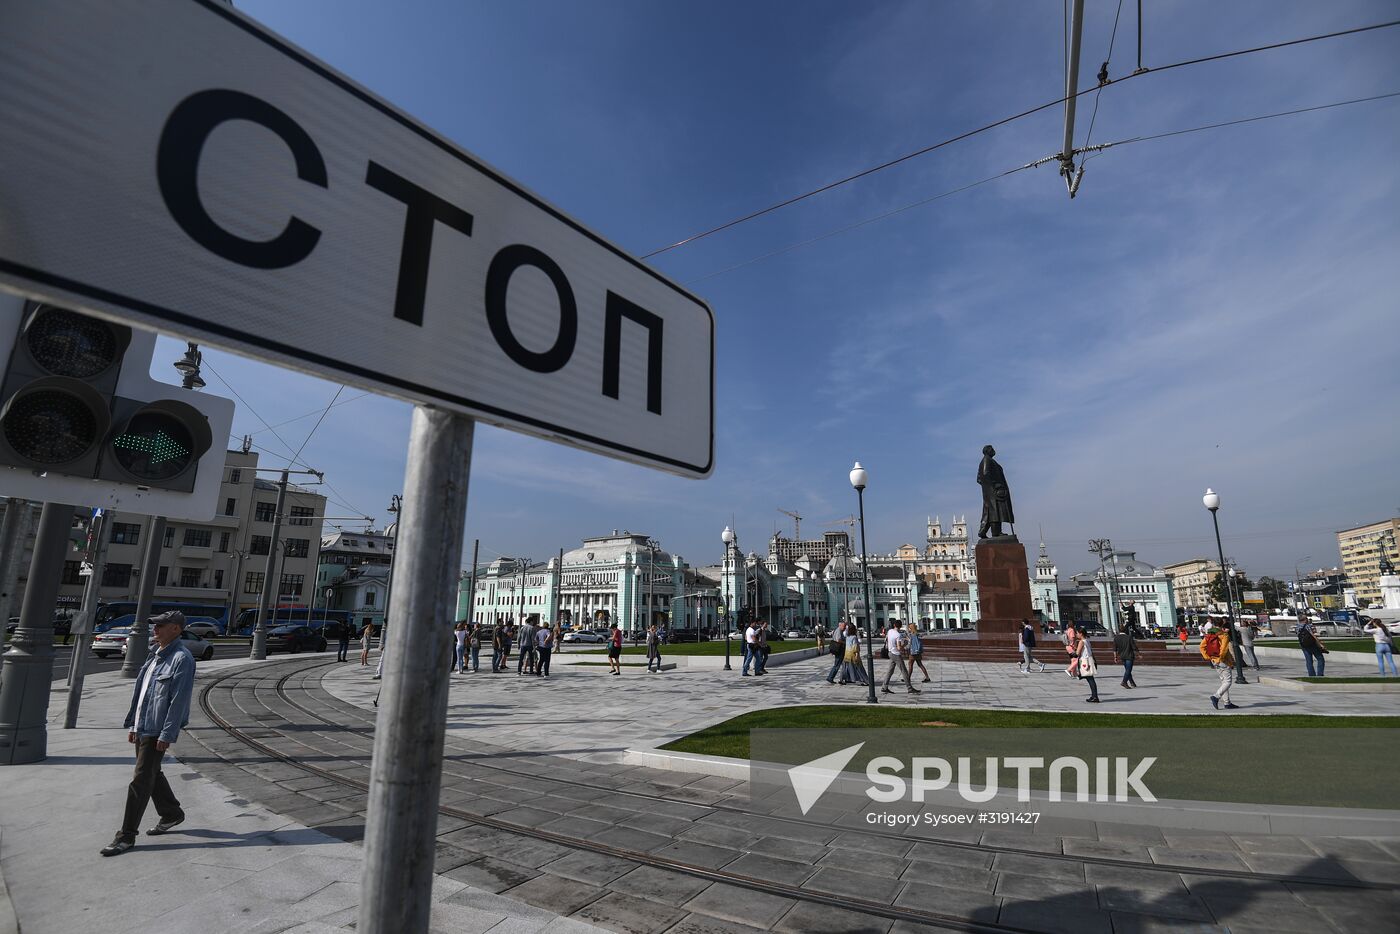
[
  {"x1": 157, "y1": 566, "x2": 169, "y2": 586},
  {"x1": 288, "y1": 506, "x2": 315, "y2": 527},
  {"x1": 280, "y1": 574, "x2": 304, "y2": 597},
  {"x1": 245, "y1": 572, "x2": 264, "y2": 594},
  {"x1": 62, "y1": 561, "x2": 84, "y2": 585},
  {"x1": 224, "y1": 497, "x2": 237, "y2": 516},
  {"x1": 229, "y1": 468, "x2": 242, "y2": 484},
  {"x1": 183, "y1": 528, "x2": 212, "y2": 548},
  {"x1": 254, "y1": 501, "x2": 276, "y2": 523},
  {"x1": 163, "y1": 527, "x2": 174, "y2": 548},
  {"x1": 109, "y1": 522, "x2": 141, "y2": 546},
  {"x1": 250, "y1": 535, "x2": 271, "y2": 556},
  {"x1": 214, "y1": 570, "x2": 224, "y2": 590},
  {"x1": 102, "y1": 564, "x2": 133, "y2": 588},
  {"x1": 218, "y1": 531, "x2": 230, "y2": 553},
  {"x1": 284, "y1": 538, "x2": 310, "y2": 559},
  {"x1": 365, "y1": 589, "x2": 376, "y2": 606},
  {"x1": 179, "y1": 568, "x2": 201, "y2": 588}
]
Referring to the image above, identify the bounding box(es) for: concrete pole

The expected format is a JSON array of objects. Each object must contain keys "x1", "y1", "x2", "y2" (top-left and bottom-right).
[
  {"x1": 250, "y1": 470, "x2": 289, "y2": 660},
  {"x1": 64, "y1": 511, "x2": 111, "y2": 726},
  {"x1": 359, "y1": 407, "x2": 473, "y2": 934},
  {"x1": 0, "y1": 503, "x2": 77, "y2": 764},
  {"x1": 1060, "y1": 0, "x2": 1086, "y2": 160},
  {"x1": 122, "y1": 516, "x2": 167, "y2": 677},
  {"x1": 466, "y1": 539, "x2": 479, "y2": 624},
  {"x1": 0, "y1": 498, "x2": 36, "y2": 658}
]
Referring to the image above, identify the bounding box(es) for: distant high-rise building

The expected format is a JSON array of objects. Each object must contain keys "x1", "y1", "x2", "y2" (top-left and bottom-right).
[{"x1": 1337, "y1": 518, "x2": 1400, "y2": 607}]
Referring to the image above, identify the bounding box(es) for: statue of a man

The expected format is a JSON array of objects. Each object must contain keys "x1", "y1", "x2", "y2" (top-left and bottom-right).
[{"x1": 977, "y1": 445, "x2": 1015, "y2": 539}]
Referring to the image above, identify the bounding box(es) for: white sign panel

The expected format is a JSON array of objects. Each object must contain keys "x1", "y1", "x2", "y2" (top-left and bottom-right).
[{"x1": 0, "y1": 0, "x2": 714, "y2": 477}]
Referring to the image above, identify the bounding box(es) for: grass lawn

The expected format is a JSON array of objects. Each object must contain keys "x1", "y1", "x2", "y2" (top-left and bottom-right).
[
  {"x1": 1297, "y1": 676, "x2": 1399, "y2": 683},
  {"x1": 662, "y1": 705, "x2": 1400, "y2": 761},
  {"x1": 1257, "y1": 639, "x2": 1375, "y2": 653},
  {"x1": 572, "y1": 640, "x2": 816, "y2": 656}
]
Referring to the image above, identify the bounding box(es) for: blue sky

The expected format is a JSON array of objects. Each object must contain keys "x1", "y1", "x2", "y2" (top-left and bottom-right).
[{"x1": 158, "y1": 0, "x2": 1400, "y2": 582}]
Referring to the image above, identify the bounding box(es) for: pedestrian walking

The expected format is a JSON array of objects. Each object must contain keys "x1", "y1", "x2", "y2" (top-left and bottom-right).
[
  {"x1": 814, "y1": 623, "x2": 826, "y2": 654},
  {"x1": 1237, "y1": 618, "x2": 1260, "y2": 670},
  {"x1": 334, "y1": 620, "x2": 350, "y2": 662},
  {"x1": 453, "y1": 621, "x2": 468, "y2": 673},
  {"x1": 517, "y1": 617, "x2": 537, "y2": 675},
  {"x1": 1178, "y1": 626, "x2": 1189, "y2": 650},
  {"x1": 824, "y1": 620, "x2": 847, "y2": 684},
  {"x1": 607, "y1": 623, "x2": 623, "y2": 675},
  {"x1": 839, "y1": 624, "x2": 867, "y2": 684},
  {"x1": 1063, "y1": 622, "x2": 1080, "y2": 678},
  {"x1": 468, "y1": 623, "x2": 482, "y2": 672},
  {"x1": 1363, "y1": 618, "x2": 1398, "y2": 676},
  {"x1": 536, "y1": 622, "x2": 554, "y2": 677},
  {"x1": 1017, "y1": 619, "x2": 1044, "y2": 673},
  {"x1": 907, "y1": 621, "x2": 931, "y2": 683},
  {"x1": 742, "y1": 619, "x2": 758, "y2": 676},
  {"x1": 359, "y1": 621, "x2": 374, "y2": 666},
  {"x1": 1298, "y1": 623, "x2": 1328, "y2": 677},
  {"x1": 100, "y1": 611, "x2": 195, "y2": 857},
  {"x1": 646, "y1": 623, "x2": 663, "y2": 673},
  {"x1": 754, "y1": 621, "x2": 770, "y2": 675},
  {"x1": 1113, "y1": 626, "x2": 1138, "y2": 688},
  {"x1": 881, "y1": 620, "x2": 920, "y2": 694},
  {"x1": 1199, "y1": 623, "x2": 1239, "y2": 709},
  {"x1": 1076, "y1": 628, "x2": 1100, "y2": 703}
]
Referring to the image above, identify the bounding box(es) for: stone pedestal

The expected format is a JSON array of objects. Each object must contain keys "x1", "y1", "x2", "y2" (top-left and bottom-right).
[
  {"x1": 974, "y1": 539, "x2": 1034, "y2": 640},
  {"x1": 1380, "y1": 575, "x2": 1400, "y2": 611}
]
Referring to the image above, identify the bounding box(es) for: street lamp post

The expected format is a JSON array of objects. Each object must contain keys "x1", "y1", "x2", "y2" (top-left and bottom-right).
[
  {"x1": 1202, "y1": 489, "x2": 1247, "y2": 685},
  {"x1": 721, "y1": 526, "x2": 734, "y2": 670},
  {"x1": 850, "y1": 463, "x2": 878, "y2": 704}
]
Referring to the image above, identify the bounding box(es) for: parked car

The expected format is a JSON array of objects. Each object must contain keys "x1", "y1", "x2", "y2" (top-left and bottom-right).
[
  {"x1": 92, "y1": 627, "x2": 131, "y2": 658},
  {"x1": 182, "y1": 617, "x2": 223, "y2": 639},
  {"x1": 561, "y1": 630, "x2": 604, "y2": 643},
  {"x1": 264, "y1": 625, "x2": 328, "y2": 654},
  {"x1": 119, "y1": 629, "x2": 215, "y2": 662},
  {"x1": 783, "y1": 629, "x2": 803, "y2": 639}
]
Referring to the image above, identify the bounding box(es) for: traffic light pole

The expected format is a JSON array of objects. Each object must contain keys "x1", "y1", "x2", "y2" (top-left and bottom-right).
[
  {"x1": 64, "y1": 511, "x2": 111, "y2": 727},
  {"x1": 250, "y1": 470, "x2": 289, "y2": 660},
  {"x1": 121, "y1": 515, "x2": 166, "y2": 678},
  {"x1": 360, "y1": 407, "x2": 473, "y2": 934},
  {"x1": 0, "y1": 502, "x2": 77, "y2": 764},
  {"x1": 0, "y1": 498, "x2": 36, "y2": 661}
]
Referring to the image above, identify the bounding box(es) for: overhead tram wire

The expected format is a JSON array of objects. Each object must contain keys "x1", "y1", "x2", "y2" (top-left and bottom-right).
[
  {"x1": 685, "y1": 89, "x2": 1400, "y2": 285},
  {"x1": 288, "y1": 384, "x2": 344, "y2": 468},
  {"x1": 1082, "y1": 0, "x2": 1127, "y2": 153},
  {"x1": 250, "y1": 391, "x2": 371, "y2": 437},
  {"x1": 642, "y1": 18, "x2": 1400, "y2": 259},
  {"x1": 203, "y1": 357, "x2": 372, "y2": 520}
]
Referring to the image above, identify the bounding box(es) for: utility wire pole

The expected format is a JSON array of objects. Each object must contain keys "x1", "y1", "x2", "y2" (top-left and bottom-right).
[
  {"x1": 0, "y1": 503, "x2": 77, "y2": 764},
  {"x1": 250, "y1": 470, "x2": 289, "y2": 660},
  {"x1": 1059, "y1": 0, "x2": 1086, "y2": 196},
  {"x1": 64, "y1": 510, "x2": 111, "y2": 726}
]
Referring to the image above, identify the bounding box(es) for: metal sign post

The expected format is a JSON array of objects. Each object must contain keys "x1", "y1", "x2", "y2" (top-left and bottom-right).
[
  {"x1": 359, "y1": 407, "x2": 473, "y2": 934},
  {"x1": 64, "y1": 511, "x2": 111, "y2": 727}
]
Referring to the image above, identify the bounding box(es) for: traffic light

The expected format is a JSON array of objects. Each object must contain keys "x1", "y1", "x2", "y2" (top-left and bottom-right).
[{"x1": 0, "y1": 295, "x2": 233, "y2": 520}]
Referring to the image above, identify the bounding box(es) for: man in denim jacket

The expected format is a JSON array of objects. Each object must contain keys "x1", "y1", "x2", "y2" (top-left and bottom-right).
[{"x1": 101, "y1": 611, "x2": 196, "y2": 856}]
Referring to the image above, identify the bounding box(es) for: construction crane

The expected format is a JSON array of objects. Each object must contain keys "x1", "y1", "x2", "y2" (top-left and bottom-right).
[
  {"x1": 823, "y1": 516, "x2": 858, "y2": 543},
  {"x1": 777, "y1": 508, "x2": 803, "y2": 540}
]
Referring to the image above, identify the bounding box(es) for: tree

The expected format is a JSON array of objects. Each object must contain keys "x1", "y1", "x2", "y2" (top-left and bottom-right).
[
  {"x1": 1208, "y1": 570, "x2": 1253, "y2": 604},
  {"x1": 1256, "y1": 576, "x2": 1289, "y2": 610}
]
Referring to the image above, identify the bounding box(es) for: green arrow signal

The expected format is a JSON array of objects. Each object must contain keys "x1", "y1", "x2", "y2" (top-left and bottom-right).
[{"x1": 113, "y1": 429, "x2": 189, "y2": 465}]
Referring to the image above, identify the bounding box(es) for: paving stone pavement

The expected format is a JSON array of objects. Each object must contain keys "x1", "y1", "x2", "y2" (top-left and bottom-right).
[{"x1": 163, "y1": 655, "x2": 1400, "y2": 933}]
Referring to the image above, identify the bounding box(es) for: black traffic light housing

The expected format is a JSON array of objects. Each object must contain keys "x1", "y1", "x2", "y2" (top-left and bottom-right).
[
  {"x1": 0, "y1": 305, "x2": 131, "y2": 474},
  {"x1": 0, "y1": 298, "x2": 234, "y2": 516}
]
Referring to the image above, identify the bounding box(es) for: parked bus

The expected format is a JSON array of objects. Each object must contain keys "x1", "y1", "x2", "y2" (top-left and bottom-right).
[
  {"x1": 231, "y1": 606, "x2": 354, "y2": 637},
  {"x1": 94, "y1": 600, "x2": 228, "y2": 634}
]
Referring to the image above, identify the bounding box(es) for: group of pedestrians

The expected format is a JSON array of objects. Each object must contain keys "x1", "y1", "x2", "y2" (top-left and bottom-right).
[
  {"x1": 820, "y1": 619, "x2": 930, "y2": 692},
  {"x1": 742, "y1": 620, "x2": 771, "y2": 675}
]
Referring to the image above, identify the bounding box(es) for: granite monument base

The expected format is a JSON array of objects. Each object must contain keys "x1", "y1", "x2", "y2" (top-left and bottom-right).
[{"x1": 974, "y1": 539, "x2": 1034, "y2": 639}]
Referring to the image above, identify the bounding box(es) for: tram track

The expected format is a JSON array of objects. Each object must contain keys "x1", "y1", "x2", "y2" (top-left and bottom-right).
[{"x1": 195, "y1": 658, "x2": 1395, "y2": 933}]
